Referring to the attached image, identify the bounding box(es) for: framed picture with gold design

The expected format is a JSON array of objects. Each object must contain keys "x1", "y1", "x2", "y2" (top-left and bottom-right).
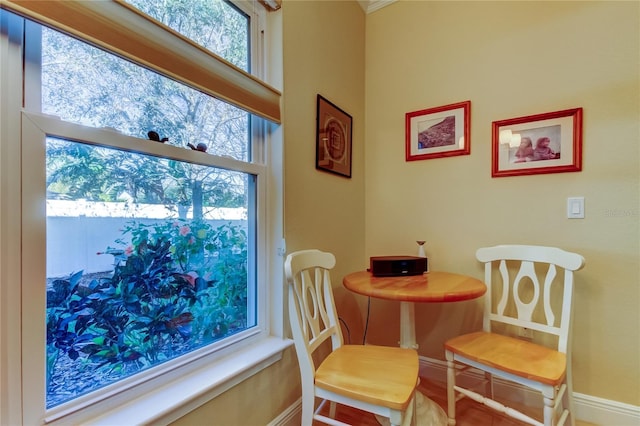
[{"x1": 316, "y1": 95, "x2": 352, "y2": 178}]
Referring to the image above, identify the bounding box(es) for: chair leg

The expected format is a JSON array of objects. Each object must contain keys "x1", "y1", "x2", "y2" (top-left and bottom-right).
[
  {"x1": 445, "y1": 351, "x2": 457, "y2": 425},
  {"x1": 542, "y1": 384, "x2": 558, "y2": 426},
  {"x1": 544, "y1": 379, "x2": 574, "y2": 426},
  {"x1": 543, "y1": 395, "x2": 555, "y2": 426},
  {"x1": 301, "y1": 394, "x2": 314, "y2": 425},
  {"x1": 300, "y1": 382, "x2": 324, "y2": 426},
  {"x1": 485, "y1": 371, "x2": 494, "y2": 399},
  {"x1": 565, "y1": 368, "x2": 576, "y2": 426},
  {"x1": 329, "y1": 400, "x2": 337, "y2": 420}
]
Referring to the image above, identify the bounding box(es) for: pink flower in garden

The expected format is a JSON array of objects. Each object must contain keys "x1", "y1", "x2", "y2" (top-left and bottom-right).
[
  {"x1": 125, "y1": 246, "x2": 133, "y2": 256},
  {"x1": 188, "y1": 236, "x2": 196, "y2": 245},
  {"x1": 175, "y1": 271, "x2": 198, "y2": 287},
  {"x1": 179, "y1": 225, "x2": 191, "y2": 236},
  {"x1": 186, "y1": 271, "x2": 198, "y2": 286}
]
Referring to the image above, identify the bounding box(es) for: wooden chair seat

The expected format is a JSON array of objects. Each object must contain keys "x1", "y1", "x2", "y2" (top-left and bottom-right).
[
  {"x1": 316, "y1": 344, "x2": 419, "y2": 411},
  {"x1": 445, "y1": 331, "x2": 566, "y2": 386}
]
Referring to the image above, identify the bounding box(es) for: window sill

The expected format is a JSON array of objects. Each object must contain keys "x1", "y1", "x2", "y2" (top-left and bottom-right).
[{"x1": 83, "y1": 336, "x2": 293, "y2": 425}]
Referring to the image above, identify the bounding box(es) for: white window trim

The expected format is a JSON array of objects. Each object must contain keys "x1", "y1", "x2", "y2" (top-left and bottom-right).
[
  {"x1": 71, "y1": 337, "x2": 291, "y2": 425},
  {"x1": 0, "y1": 2, "x2": 288, "y2": 424}
]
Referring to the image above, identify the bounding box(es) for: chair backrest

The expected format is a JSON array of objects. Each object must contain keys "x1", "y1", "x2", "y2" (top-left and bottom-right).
[
  {"x1": 476, "y1": 245, "x2": 585, "y2": 354},
  {"x1": 284, "y1": 249, "x2": 342, "y2": 383}
]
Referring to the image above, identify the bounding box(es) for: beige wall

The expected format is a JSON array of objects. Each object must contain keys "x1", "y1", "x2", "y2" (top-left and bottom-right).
[
  {"x1": 364, "y1": 0, "x2": 639, "y2": 406},
  {"x1": 175, "y1": 1, "x2": 638, "y2": 423},
  {"x1": 174, "y1": 1, "x2": 367, "y2": 424},
  {"x1": 281, "y1": 0, "x2": 368, "y2": 342},
  {"x1": 282, "y1": 0, "x2": 366, "y2": 278},
  {"x1": 171, "y1": 347, "x2": 300, "y2": 425}
]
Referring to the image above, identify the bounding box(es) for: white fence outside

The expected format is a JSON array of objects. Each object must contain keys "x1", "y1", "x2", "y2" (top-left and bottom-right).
[{"x1": 46, "y1": 200, "x2": 245, "y2": 277}]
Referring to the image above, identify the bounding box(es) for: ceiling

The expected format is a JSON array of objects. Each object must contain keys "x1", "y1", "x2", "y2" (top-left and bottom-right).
[{"x1": 357, "y1": 0, "x2": 396, "y2": 14}]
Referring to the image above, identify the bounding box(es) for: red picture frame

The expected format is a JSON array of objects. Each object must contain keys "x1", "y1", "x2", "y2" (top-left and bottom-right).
[
  {"x1": 491, "y1": 108, "x2": 583, "y2": 178},
  {"x1": 405, "y1": 101, "x2": 471, "y2": 161}
]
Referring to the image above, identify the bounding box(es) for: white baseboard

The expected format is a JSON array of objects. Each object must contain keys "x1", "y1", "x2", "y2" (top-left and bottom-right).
[
  {"x1": 267, "y1": 397, "x2": 301, "y2": 426},
  {"x1": 268, "y1": 357, "x2": 640, "y2": 426},
  {"x1": 419, "y1": 357, "x2": 640, "y2": 426}
]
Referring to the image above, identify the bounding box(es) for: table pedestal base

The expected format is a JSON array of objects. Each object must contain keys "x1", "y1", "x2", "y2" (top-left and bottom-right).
[{"x1": 375, "y1": 391, "x2": 447, "y2": 426}]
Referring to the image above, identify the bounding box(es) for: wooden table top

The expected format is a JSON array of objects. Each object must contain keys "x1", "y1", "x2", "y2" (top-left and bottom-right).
[{"x1": 343, "y1": 270, "x2": 486, "y2": 303}]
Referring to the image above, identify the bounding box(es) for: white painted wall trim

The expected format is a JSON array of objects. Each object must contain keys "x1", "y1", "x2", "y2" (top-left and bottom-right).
[
  {"x1": 267, "y1": 397, "x2": 301, "y2": 426},
  {"x1": 357, "y1": 0, "x2": 396, "y2": 14},
  {"x1": 268, "y1": 357, "x2": 640, "y2": 426},
  {"x1": 569, "y1": 393, "x2": 640, "y2": 426}
]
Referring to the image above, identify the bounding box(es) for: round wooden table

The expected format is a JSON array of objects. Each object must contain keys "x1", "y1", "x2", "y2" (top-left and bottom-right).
[{"x1": 343, "y1": 270, "x2": 486, "y2": 426}]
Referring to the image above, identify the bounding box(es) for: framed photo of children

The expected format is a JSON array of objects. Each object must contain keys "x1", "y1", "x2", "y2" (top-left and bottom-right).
[
  {"x1": 491, "y1": 107, "x2": 583, "y2": 178},
  {"x1": 316, "y1": 95, "x2": 353, "y2": 178},
  {"x1": 405, "y1": 100, "x2": 470, "y2": 161}
]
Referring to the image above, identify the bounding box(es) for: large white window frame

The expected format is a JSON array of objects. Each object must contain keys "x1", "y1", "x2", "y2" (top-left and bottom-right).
[{"x1": 0, "y1": 2, "x2": 287, "y2": 425}]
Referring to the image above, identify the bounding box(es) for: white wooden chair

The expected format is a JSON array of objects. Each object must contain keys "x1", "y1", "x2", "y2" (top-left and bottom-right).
[
  {"x1": 445, "y1": 245, "x2": 585, "y2": 426},
  {"x1": 285, "y1": 249, "x2": 419, "y2": 426}
]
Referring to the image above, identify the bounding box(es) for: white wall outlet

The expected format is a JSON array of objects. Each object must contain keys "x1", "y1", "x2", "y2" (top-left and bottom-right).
[{"x1": 518, "y1": 327, "x2": 534, "y2": 339}]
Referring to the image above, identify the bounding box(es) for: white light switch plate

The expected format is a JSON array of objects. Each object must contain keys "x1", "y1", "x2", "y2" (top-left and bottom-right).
[{"x1": 567, "y1": 197, "x2": 585, "y2": 219}]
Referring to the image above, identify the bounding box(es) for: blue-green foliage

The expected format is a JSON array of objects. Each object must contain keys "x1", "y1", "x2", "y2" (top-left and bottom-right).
[{"x1": 46, "y1": 219, "x2": 248, "y2": 403}]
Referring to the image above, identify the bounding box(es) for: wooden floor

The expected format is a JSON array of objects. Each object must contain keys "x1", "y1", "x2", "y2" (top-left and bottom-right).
[{"x1": 314, "y1": 377, "x2": 597, "y2": 426}]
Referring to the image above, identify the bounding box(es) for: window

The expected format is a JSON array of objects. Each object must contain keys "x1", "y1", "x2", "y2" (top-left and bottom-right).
[
  {"x1": 0, "y1": 1, "x2": 285, "y2": 424},
  {"x1": 44, "y1": 137, "x2": 256, "y2": 409},
  {"x1": 39, "y1": 4, "x2": 251, "y2": 162},
  {"x1": 125, "y1": 0, "x2": 250, "y2": 70}
]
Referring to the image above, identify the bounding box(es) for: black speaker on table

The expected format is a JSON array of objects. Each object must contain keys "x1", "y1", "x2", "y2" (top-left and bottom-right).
[{"x1": 369, "y1": 256, "x2": 428, "y2": 277}]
